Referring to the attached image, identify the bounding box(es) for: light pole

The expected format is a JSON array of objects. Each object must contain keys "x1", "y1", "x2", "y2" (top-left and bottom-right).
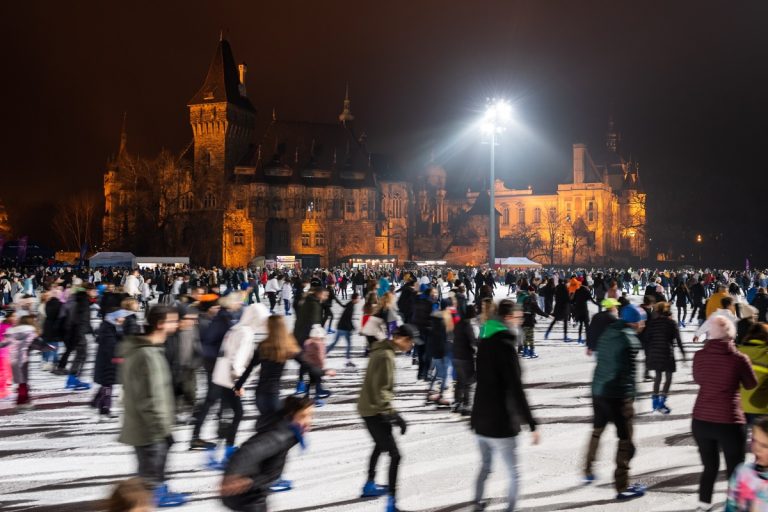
[{"x1": 482, "y1": 99, "x2": 512, "y2": 268}]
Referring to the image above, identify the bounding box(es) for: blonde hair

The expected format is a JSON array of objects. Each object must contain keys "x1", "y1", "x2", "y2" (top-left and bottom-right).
[
  {"x1": 380, "y1": 291, "x2": 395, "y2": 310},
  {"x1": 259, "y1": 315, "x2": 300, "y2": 363},
  {"x1": 121, "y1": 297, "x2": 139, "y2": 311}
]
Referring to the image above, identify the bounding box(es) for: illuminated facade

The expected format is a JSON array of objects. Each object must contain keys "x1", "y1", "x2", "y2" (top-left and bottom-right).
[{"x1": 103, "y1": 37, "x2": 646, "y2": 268}]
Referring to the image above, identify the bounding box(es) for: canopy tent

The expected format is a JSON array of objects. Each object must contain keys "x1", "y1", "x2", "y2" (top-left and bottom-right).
[
  {"x1": 88, "y1": 252, "x2": 136, "y2": 268},
  {"x1": 494, "y1": 257, "x2": 542, "y2": 268},
  {"x1": 135, "y1": 256, "x2": 190, "y2": 268}
]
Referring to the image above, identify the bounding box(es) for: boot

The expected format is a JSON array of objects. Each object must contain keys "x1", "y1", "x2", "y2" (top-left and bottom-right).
[
  {"x1": 269, "y1": 478, "x2": 293, "y2": 492},
  {"x1": 386, "y1": 494, "x2": 399, "y2": 512},
  {"x1": 295, "y1": 381, "x2": 307, "y2": 395},
  {"x1": 657, "y1": 395, "x2": 671, "y2": 414},
  {"x1": 528, "y1": 349, "x2": 539, "y2": 359},
  {"x1": 361, "y1": 480, "x2": 388, "y2": 497},
  {"x1": 522, "y1": 347, "x2": 530, "y2": 359},
  {"x1": 651, "y1": 394, "x2": 660, "y2": 412},
  {"x1": 153, "y1": 483, "x2": 188, "y2": 508}
]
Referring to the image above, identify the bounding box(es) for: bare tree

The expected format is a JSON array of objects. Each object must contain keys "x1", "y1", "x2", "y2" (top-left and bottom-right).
[
  {"x1": 502, "y1": 223, "x2": 542, "y2": 259},
  {"x1": 542, "y1": 204, "x2": 563, "y2": 266},
  {"x1": 53, "y1": 192, "x2": 100, "y2": 251},
  {"x1": 569, "y1": 217, "x2": 591, "y2": 266}
]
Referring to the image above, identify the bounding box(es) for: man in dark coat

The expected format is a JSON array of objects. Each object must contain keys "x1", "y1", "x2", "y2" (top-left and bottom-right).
[
  {"x1": 586, "y1": 298, "x2": 619, "y2": 355},
  {"x1": 471, "y1": 299, "x2": 539, "y2": 511},
  {"x1": 750, "y1": 287, "x2": 768, "y2": 323},
  {"x1": 55, "y1": 284, "x2": 97, "y2": 391},
  {"x1": 294, "y1": 287, "x2": 327, "y2": 394},
  {"x1": 545, "y1": 280, "x2": 572, "y2": 341}
]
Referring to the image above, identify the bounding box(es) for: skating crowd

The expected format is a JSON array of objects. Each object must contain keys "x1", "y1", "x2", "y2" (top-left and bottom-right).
[{"x1": 2, "y1": 265, "x2": 768, "y2": 512}]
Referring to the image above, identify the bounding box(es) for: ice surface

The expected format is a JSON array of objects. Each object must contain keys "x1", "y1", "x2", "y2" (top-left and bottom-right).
[{"x1": 0, "y1": 288, "x2": 718, "y2": 511}]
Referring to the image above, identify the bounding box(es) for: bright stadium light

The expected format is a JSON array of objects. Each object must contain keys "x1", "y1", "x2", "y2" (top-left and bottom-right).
[{"x1": 481, "y1": 98, "x2": 513, "y2": 267}]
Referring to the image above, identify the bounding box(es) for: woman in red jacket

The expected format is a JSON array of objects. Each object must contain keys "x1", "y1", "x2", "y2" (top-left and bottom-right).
[{"x1": 692, "y1": 315, "x2": 758, "y2": 512}]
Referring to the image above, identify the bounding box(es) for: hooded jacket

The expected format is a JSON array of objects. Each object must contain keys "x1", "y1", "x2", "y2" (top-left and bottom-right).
[
  {"x1": 591, "y1": 320, "x2": 641, "y2": 398},
  {"x1": 213, "y1": 304, "x2": 269, "y2": 389},
  {"x1": 471, "y1": 319, "x2": 536, "y2": 438},
  {"x1": 357, "y1": 339, "x2": 396, "y2": 417},
  {"x1": 118, "y1": 335, "x2": 175, "y2": 446}
]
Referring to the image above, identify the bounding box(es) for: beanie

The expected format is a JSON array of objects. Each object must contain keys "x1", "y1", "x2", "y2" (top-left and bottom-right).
[{"x1": 620, "y1": 305, "x2": 647, "y2": 324}]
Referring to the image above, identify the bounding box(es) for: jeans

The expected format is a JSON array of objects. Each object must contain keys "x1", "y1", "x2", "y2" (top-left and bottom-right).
[
  {"x1": 475, "y1": 434, "x2": 518, "y2": 510},
  {"x1": 585, "y1": 396, "x2": 635, "y2": 492},
  {"x1": 42, "y1": 341, "x2": 60, "y2": 364},
  {"x1": 692, "y1": 418, "x2": 746, "y2": 504},
  {"x1": 429, "y1": 357, "x2": 451, "y2": 394},
  {"x1": 326, "y1": 330, "x2": 352, "y2": 360},
  {"x1": 283, "y1": 299, "x2": 291, "y2": 315},
  {"x1": 363, "y1": 415, "x2": 401, "y2": 498},
  {"x1": 135, "y1": 441, "x2": 169, "y2": 490}
]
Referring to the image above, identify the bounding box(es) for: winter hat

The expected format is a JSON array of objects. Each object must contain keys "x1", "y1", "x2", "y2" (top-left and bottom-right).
[
  {"x1": 309, "y1": 324, "x2": 326, "y2": 339},
  {"x1": 708, "y1": 315, "x2": 736, "y2": 340},
  {"x1": 601, "y1": 298, "x2": 621, "y2": 309},
  {"x1": 620, "y1": 305, "x2": 647, "y2": 324}
]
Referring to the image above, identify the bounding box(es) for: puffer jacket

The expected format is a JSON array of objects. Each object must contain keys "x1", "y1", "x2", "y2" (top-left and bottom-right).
[{"x1": 592, "y1": 320, "x2": 641, "y2": 398}]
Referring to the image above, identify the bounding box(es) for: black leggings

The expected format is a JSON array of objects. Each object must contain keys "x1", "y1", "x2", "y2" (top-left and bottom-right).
[
  {"x1": 219, "y1": 387, "x2": 244, "y2": 446},
  {"x1": 677, "y1": 306, "x2": 687, "y2": 322},
  {"x1": 363, "y1": 415, "x2": 401, "y2": 497},
  {"x1": 653, "y1": 370, "x2": 673, "y2": 396},
  {"x1": 692, "y1": 419, "x2": 746, "y2": 504},
  {"x1": 689, "y1": 304, "x2": 702, "y2": 323}
]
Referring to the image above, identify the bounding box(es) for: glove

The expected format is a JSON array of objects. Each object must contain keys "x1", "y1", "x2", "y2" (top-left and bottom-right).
[{"x1": 389, "y1": 413, "x2": 407, "y2": 435}]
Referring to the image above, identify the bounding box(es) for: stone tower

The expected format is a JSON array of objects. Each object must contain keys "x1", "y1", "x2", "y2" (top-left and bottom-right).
[{"x1": 188, "y1": 36, "x2": 256, "y2": 192}]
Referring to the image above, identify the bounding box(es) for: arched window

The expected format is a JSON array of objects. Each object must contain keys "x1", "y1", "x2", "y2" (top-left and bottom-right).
[
  {"x1": 315, "y1": 232, "x2": 325, "y2": 247},
  {"x1": 502, "y1": 208, "x2": 510, "y2": 225},
  {"x1": 180, "y1": 194, "x2": 193, "y2": 211},
  {"x1": 518, "y1": 207, "x2": 525, "y2": 225},
  {"x1": 233, "y1": 231, "x2": 245, "y2": 246},
  {"x1": 534, "y1": 207, "x2": 542, "y2": 223},
  {"x1": 394, "y1": 234, "x2": 402, "y2": 249},
  {"x1": 587, "y1": 201, "x2": 595, "y2": 223},
  {"x1": 203, "y1": 192, "x2": 216, "y2": 209}
]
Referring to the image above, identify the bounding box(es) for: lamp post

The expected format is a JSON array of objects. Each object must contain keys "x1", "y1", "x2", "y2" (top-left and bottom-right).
[{"x1": 482, "y1": 99, "x2": 513, "y2": 268}]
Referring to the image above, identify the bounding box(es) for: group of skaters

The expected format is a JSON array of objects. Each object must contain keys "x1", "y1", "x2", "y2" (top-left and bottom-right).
[{"x1": 3, "y1": 264, "x2": 768, "y2": 511}]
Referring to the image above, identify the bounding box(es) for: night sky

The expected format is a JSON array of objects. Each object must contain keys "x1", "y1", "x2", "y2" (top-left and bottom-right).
[{"x1": 2, "y1": 1, "x2": 767, "y2": 265}]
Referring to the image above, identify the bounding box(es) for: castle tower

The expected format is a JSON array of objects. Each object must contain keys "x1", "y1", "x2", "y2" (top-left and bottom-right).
[
  {"x1": 0, "y1": 198, "x2": 11, "y2": 239},
  {"x1": 338, "y1": 83, "x2": 354, "y2": 125},
  {"x1": 188, "y1": 37, "x2": 256, "y2": 184}
]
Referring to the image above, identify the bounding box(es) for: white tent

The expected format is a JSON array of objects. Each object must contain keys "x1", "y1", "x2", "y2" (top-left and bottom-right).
[
  {"x1": 88, "y1": 252, "x2": 136, "y2": 268},
  {"x1": 494, "y1": 257, "x2": 542, "y2": 268}
]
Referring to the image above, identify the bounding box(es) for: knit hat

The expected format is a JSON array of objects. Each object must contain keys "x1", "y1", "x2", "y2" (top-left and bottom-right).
[
  {"x1": 708, "y1": 315, "x2": 736, "y2": 340},
  {"x1": 620, "y1": 305, "x2": 647, "y2": 324}
]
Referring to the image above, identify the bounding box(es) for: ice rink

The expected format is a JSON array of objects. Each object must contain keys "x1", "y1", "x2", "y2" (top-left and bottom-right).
[{"x1": 0, "y1": 288, "x2": 719, "y2": 511}]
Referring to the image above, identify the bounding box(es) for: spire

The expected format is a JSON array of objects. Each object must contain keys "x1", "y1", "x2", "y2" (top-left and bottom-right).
[
  {"x1": 188, "y1": 35, "x2": 255, "y2": 112},
  {"x1": 118, "y1": 112, "x2": 128, "y2": 157},
  {"x1": 338, "y1": 83, "x2": 354, "y2": 124}
]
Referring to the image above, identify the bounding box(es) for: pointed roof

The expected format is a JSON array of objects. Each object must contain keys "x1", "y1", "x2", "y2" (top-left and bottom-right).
[
  {"x1": 118, "y1": 112, "x2": 127, "y2": 157},
  {"x1": 188, "y1": 38, "x2": 255, "y2": 112},
  {"x1": 467, "y1": 190, "x2": 501, "y2": 217},
  {"x1": 338, "y1": 83, "x2": 354, "y2": 124}
]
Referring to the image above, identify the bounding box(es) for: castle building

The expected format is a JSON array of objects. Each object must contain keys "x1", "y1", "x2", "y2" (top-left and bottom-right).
[{"x1": 103, "y1": 37, "x2": 646, "y2": 268}]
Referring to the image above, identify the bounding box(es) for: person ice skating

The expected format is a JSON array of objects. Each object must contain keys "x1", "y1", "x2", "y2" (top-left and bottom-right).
[
  {"x1": 326, "y1": 292, "x2": 359, "y2": 367},
  {"x1": 293, "y1": 286, "x2": 326, "y2": 394},
  {"x1": 209, "y1": 303, "x2": 270, "y2": 470},
  {"x1": 92, "y1": 309, "x2": 132, "y2": 418},
  {"x1": 452, "y1": 304, "x2": 477, "y2": 415},
  {"x1": 54, "y1": 283, "x2": 97, "y2": 390},
  {"x1": 521, "y1": 287, "x2": 549, "y2": 358},
  {"x1": 584, "y1": 304, "x2": 647, "y2": 501},
  {"x1": 301, "y1": 324, "x2": 336, "y2": 406},
  {"x1": 118, "y1": 305, "x2": 188, "y2": 508},
  {"x1": 357, "y1": 324, "x2": 416, "y2": 512},
  {"x1": 725, "y1": 416, "x2": 768, "y2": 511},
  {"x1": 586, "y1": 298, "x2": 619, "y2": 356},
  {"x1": 692, "y1": 316, "x2": 757, "y2": 511},
  {"x1": 544, "y1": 279, "x2": 571, "y2": 341},
  {"x1": 643, "y1": 302, "x2": 686, "y2": 414},
  {"x1": 3, "y1": 314, "x2": 38, "y2": 410},
  {"x1": 220, "y1": 396, "x2": 314, "y2": 512},
  {"x1": 472, "y1": 299, "x2": 539, "y2": 512}
]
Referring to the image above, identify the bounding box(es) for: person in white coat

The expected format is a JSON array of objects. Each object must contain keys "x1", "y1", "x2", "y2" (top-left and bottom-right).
[
  {"x1": 281, "y1": 277, "x2": 294, "y2": 316},
  {"x1": 209, "y1": 303, "x2": 270, "y2": 469},
  {"x1": 265, "y1": 274, "x2": 280, "y2": 313}
]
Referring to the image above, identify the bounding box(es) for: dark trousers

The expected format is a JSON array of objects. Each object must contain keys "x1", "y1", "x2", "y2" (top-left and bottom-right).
[
  {"x1": 653, "y1": 371, "x2": 673, "y2": 396},
  {"x1": 692, "y1": 418, "x2": 746, "y2": 504},
  {"x1": 135, "y1": 441, "x2": 169, "y2": 490},
  {"x1": 219, "y1": 386, "x2": 244, "y2": 446},
  {"x1": 546, "y1": 317, "x2": 568, "y2": 339},
  {"x1": 266, "y1": 292, "x2": 277, "y2": 312},
  {"x1": 689, "y1": 303, "x2": 702, "y2": 323},
  {"x1": 255, "y1": 392, "x2": 281, "y2": 430},
  {"x1": 577, "y1": 317, "x2": 590, "y2": 340},
  {"x1": 677, "y1": 306, "x2": 687, "y2": 323},
  {"x1": 93, "y1": 385, "x2": 113, "y2": 413},
  {"x1": 322, "y1": 307, "x2": 334, "y2": 330},
  {"x1": 363, "y1": 415, "x2": 401, "y2": 497},
  {"x1": 58, "y1": 336, "x2": 88, "y2": 376},
  {"x1": 453, "y1": 358, "x2": 475, "y2": 408},
  {"x1": 585, "y1": 396, "x2": 635, "y2": 492},
  {"x1": 192, "y1": 359, "x2": 221, "y2": 440},
  {"x1": 415, "y1": 343, "x2": 430, "y2": 380}
]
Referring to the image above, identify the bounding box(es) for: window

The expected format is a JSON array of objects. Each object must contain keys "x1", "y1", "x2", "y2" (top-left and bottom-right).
[
  {"x1": 271, "y1": 198, "x2": 282, "y2": 213},
  {"x1": 301, "y1": 233, "x2": 310, "y2": 247},
  {"x1": 361, "y1": 199, "x2": 368, "y2": 213},
  {"x1": 315, "y1": 232, "x2": 325, "y2": 247},
  {"x1": 180, "y1": 195, "x2": 193, "y2": 210},
  {"x1": 518, "y1": 207, "x2": 526, "y2": 226},
  {"x1": 306, "y1": 200, "x2": 314, "y2": 212},
  {"x1": 236, "y1": 199, "x2": 245, "y2": 210},
  {"x1": 203, "y1": 192, "x2": 216, "y2": 209},
  {"x1": 346, "y1": 199, "x2": 355, "y2": 213},
  {"x1": 503, "y1": 208, "x2": 510, "y2": 225},
  {"x1": 534, "y1": 207, "x2": 541, "y2": 223},
  {"x1": 587, "y1": 201, "x2": 595, "y2": 223},
  {"x1": 394, "y1": 234, "x2": 401, "y2": 249},
  {"x1": 233, "y1": 231, "x2": 244, "y2": 246},
  {"x1": 549, "y1": 207, "x2": 557, "y2": 220}
]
